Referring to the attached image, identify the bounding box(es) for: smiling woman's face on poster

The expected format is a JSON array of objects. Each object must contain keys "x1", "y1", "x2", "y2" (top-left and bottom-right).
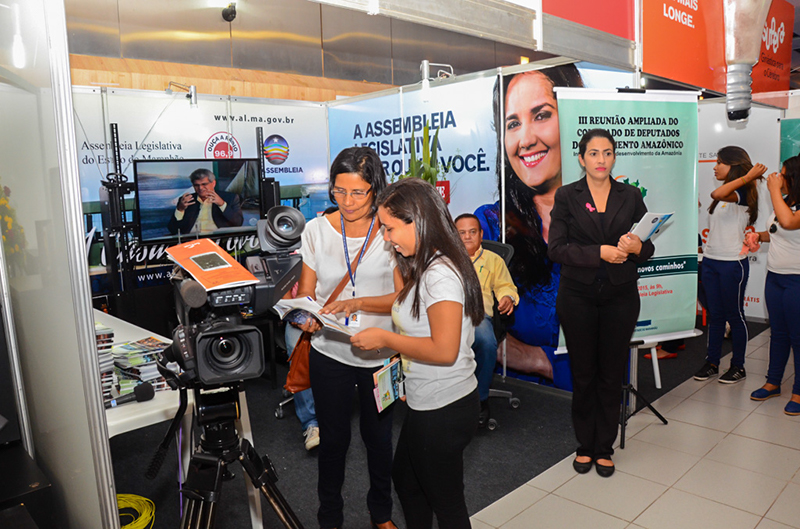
[{"x1": 504, "y1": 71, "x2": 562, "y2": 192}]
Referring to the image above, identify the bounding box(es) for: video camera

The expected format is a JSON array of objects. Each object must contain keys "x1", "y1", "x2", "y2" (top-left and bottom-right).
[{"x1": 160, "y1": 205, "x2": 306, "y2": 387}]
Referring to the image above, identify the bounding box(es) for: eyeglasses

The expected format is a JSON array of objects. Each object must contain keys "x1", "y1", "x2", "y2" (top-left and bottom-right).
[
  {"x1": 332, "y1": 188, "x2": 371, "y2": 200},
  {"x1": 770, "y1": 221, "x2": 778, "y2": 234}
]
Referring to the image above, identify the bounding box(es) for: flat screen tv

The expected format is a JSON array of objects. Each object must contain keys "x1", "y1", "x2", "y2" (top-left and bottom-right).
[{"x1": 134, "y1": 158, "x2": 263, "y2": 244}]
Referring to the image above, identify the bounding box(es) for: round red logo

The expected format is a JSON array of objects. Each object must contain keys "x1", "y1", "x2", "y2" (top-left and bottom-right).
[{"x1": 205, "y1": 132, "x2": 241, "y2": 159}]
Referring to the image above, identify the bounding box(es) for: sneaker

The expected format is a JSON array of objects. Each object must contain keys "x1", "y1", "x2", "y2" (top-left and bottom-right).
[
  {"x1": 693, "y1": 362, "x2": 719, "y2": 381},
  {"x1": 719, "y1": 365, "x2": 746, "y2": 384},
  {"x1": 304, "y1": 425, "x2": 320, "y2": 451}
]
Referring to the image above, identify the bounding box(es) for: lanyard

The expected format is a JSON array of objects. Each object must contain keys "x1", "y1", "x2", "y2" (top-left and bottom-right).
[
  {"x1": 340, "y1": 214, "x2": 376, "y2": 296},
  {"x1": 471, "y1": 248, "x2": 484, "y2": 265}
]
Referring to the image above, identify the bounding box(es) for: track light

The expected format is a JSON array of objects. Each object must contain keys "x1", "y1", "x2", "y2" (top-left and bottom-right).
[
  {"x1": 165, "y1": 82, "x2": 198, "y2": 107},
  {"x1": 222, "y1": 2, "x2": 236, "y2": 22}
]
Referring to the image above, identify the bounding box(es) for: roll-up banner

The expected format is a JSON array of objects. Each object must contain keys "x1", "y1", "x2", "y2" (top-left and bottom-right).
[
  {"x1": 557, "y1": 89, "x2": 700, "y2": 342},
  {"x1": 328, "y1": 75, "x2": 498, "y2": 217},
  {"x1": 697, "y1": 101, "x2": 781, "y2": 321}
]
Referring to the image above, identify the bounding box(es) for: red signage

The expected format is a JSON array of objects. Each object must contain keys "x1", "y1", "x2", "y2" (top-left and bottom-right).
[
  {"x1": 542, "y1": 0, "x2": 634, "y2": 41},
  {"x1": 752, "y1": 0, "x2": 794, "y2": 94}
]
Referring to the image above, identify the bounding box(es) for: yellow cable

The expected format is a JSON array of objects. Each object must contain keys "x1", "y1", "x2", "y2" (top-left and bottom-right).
[{"x1": 117, "y1": 494, "x2": 155, "y2": 529}]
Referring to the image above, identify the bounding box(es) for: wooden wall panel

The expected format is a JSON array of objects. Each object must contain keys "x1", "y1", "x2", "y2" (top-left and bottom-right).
[{"x1": 69, "y1": 55, "x2": 393, "y2": 102}]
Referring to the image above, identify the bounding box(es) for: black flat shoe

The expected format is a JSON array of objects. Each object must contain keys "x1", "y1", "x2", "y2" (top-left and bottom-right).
[
  {"x1": 595, "y1": 459, "x2": 615, "y2": 478},
  {"x1": 572, "y1": 457, "x2": 593, "y2": 474}
]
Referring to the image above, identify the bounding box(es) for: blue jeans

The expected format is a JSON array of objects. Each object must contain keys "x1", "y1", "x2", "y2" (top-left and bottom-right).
[
  {"x1": 472, "y1": 315, "x2": 497, "y2": 402},
  {"x1": 702, "y1": 257, "x2": 749, "y2": 368},
  {"x1": 764, "y1": 272, "x2": 800, "y2": 394},
  {"x1": 285, "y1": 324, "x2": 318, "y2": 431}
]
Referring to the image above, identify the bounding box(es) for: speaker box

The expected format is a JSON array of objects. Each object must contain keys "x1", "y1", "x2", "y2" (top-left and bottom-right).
[{"x1": 0, "y1": 444, "x2": 56, "y2": 529}]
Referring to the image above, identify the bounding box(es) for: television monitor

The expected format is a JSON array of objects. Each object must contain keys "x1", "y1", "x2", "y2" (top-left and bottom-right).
[{"x1": 133, "y1": 158, "x2": 263, "y2": 244}]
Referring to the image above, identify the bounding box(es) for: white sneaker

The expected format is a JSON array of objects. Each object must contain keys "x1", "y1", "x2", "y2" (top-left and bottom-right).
[{"x1": 304, "y1": 425, "x2": 320, "y2": 451}]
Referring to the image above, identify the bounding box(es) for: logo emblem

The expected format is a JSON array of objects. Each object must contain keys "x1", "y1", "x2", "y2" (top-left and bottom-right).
[
  {"x1": 205, "y1": 132, "x2": 241, "y2": 159},
  {"x1": 263, "y1": 135, "x2": 289, "y2": 165}
]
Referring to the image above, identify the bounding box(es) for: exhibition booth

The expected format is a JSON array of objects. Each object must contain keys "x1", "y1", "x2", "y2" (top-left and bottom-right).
[{"x1": 2, "y1": 0, "x2": 800, "y2": 528}]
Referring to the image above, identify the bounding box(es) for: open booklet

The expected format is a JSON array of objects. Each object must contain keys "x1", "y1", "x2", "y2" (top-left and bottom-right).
[
  {"x1": 273, "y1": 296, "x2": 354, "y2": 336},
  {"x1": 166, "y1": 238, "x2": 259, "y2": 291},
  {"x1": 373, "y1": 355, "x2": 404, "y2": 413},
  {"x1": 630, "y1": 212, "x2": 673, "y2": 242}
]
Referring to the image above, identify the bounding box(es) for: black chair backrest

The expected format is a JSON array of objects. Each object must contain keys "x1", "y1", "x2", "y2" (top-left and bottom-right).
[{"x1": 481, "y1": 239, "x2": 514, "y2": 266}]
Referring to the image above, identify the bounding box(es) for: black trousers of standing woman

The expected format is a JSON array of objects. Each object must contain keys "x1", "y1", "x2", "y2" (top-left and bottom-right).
[
  {"x1": 556, "y1": 276, "x2": 640, "y2": 460},
  {"x1": 392, "y1": 388, "x2": 479, "y2": 529},
  {"x1": 309, "y1": 348, "x2": 395, "y2": 529}
]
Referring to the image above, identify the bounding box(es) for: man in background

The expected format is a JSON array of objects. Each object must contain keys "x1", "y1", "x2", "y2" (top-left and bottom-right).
[
  {"x1": 167, "y1": 168, "x2": 243, "y2": 235},
  {"x1": 455, "y1": 213, "x2": 518, "y2": 427}
]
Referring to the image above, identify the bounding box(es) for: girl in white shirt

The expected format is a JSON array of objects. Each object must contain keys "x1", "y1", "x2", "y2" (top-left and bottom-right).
[
  {"x1": 745, "y1": 156, "x2": 800, "y2": 415},
  {"x1": 350, "y1": 178, "x2": 484, "y2": 529},
  {"x1": 693, "y1": 146, "x2": 765, "y2": 384}
]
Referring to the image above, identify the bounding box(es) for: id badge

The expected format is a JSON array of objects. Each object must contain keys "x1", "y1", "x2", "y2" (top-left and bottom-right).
[{"x1": 347, "y1": 311, "x2": 361, "y2": 328}]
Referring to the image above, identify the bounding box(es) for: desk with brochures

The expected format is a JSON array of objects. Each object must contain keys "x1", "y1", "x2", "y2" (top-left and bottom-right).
[{"x1": 97, "y1": 309, "x2": 264, "y2": 529}]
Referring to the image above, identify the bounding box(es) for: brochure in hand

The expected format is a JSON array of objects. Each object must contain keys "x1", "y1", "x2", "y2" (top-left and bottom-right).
[
  {"x1": 372, "y1": 355, "x2": 404, "y2": 413},
  {"x1": 273, "y1": 297, "x2": 354, "y2": 336},
  {"x1": 630, "y1": 212, "x2": 674, "y2": 242},
  {"x1": 166, "y1": 238, "x2": 258, "y2": 291}
]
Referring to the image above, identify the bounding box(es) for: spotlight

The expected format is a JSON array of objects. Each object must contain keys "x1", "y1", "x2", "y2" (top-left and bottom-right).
[
  {"x1": 165, "y1": 81, "x2": 198, "y2": 107},
  {"x1": 222, "y1": 2, "x2": 236, "y2": 22}
]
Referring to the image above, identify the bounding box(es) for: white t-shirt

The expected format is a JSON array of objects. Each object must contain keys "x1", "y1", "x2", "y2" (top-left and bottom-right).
[
  {"x1": 704, "y1": 189, "x2": 749, "y2": 261},
  {"x1": 300, "y1": 216, "x2": 396, "y2": 368},
  {"x1": 767, "y1": 208, "x2": 800, "y2": 275},
  {"x1": 392, "y1": 257, "x2": 477, "y2": 411}
]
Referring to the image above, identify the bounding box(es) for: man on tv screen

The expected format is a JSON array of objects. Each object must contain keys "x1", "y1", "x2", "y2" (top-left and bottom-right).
[{"x1": 167, "y1": 168, "x2": 244, "y2": 235}]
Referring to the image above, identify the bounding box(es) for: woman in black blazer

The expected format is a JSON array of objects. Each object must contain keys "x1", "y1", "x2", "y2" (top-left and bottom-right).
[{"x1": 548, "y1": 129, "x2": 654, "y2": 477}]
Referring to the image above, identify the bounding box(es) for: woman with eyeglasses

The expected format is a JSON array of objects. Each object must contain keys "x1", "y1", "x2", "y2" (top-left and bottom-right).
[
  {"x1": 693, "y1": 146, "x2": 765, "y2": 385},
  {"x1": 745, "y1": 155, "x2": 800, "y2": 414},
  {"x1": 293, "y1": 146, "x2": 401, "y2": 529}
]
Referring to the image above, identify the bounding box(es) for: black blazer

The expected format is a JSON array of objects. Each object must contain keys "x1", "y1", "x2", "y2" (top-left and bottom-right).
[
  {"x1": 167, "y1": 189, "x2": 243, "y2": 235},
  {"x1": 548, "y1": 176, "x2": 655, "y2": 286}
]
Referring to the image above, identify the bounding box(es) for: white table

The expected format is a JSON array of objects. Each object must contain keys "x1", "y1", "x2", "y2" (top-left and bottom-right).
[{"x1": 97, "y1": 309, "x2": 264, "y2": 529}]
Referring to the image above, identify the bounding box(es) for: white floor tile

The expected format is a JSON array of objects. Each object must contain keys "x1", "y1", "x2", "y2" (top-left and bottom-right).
[
  {"x1": 470, "y1": 518, "x2": 495, "y2": 529},
  {"x1": 634, "y1": 488, "x2": 761, "y2": 529},
  {"x1": 747, "y1": 345, "x2": 770, "y2": 361},
  {"x1": 690, "y1": 379, "x2": 766, "y2": 411},
  {"x1": 554, "y1": 467, "x2": 667, "y2": 521},
  {"x1": 640, "y1": 393, "x2": 685, "y2": 415},
  {"x1": 673, "y1": 459, "x2": 786, "y2": 515},
  {"x1": 734, "y1": 413, "x2": 800, "y2": 450},
  {"x1": 612, "y1": 438, "x2": 701, "y2": 486},
  {"x1": 472, "y1": 484, "x2": 547, "y2": 528},
  {"x1": 765, "y1": 482, "x2": 800, "y2": 528},
  {"x1": 632, "y1": 420, "x2": 726, "y2": 457},
  {"x1": 749, "y1": 332, "x2": 771, "y2": 347},
  {"x1": 747, "y1": 357, "x2": 769, "y2": 376},
  {"x1": 665, "y1": 398, "x2": 750, "y2": 433},
  {"x1": 705, "y1": 434, "x2": 800, "y2": 481},
  {"x1": 756, "y1": 519, "x2": 796, "y2": 529},
  {"x1": 668, "y1": 377, "x2": 710, "y2": 399},
  {"x1": 526, "y1": 456, "x2": 578, "y2": 493},
  {"x1": 616, "y1": 413, "x2": 659, "y2": 446},
  {"x1": 500, "y1": 494, "x2": 628, "y2": 529}
]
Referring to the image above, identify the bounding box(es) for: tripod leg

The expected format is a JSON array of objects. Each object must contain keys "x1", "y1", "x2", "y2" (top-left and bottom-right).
[
  {"x1": 180, "y1": 453, "x2": 225, "y2": 529},
  {"x1": 619, "y1": 385, "x2": 630, "y2": 450},
  {"x1": 629, "y1": 386, "x2": 668, "y2": 425},
  {"x1": 239, "y1": 439, "x2": 304, "y2": 529}
]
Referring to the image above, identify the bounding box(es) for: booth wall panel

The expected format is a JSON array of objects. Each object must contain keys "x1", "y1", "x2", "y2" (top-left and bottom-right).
[
  {"x1": 232, "y1": 0, "x2": 324, "y2": 77},
  {"x1": 321, "y1": 4, "x2": 393, "y2": 85},
  {"x1": 118, "y1": 0, "x2": 232, "y2": 67},
  {"x1": 390, "y1": 18, "x2": 497, "y2": 86},
  {"x1": 64, "y1": 0, "x2": 121, "y2": 58}
]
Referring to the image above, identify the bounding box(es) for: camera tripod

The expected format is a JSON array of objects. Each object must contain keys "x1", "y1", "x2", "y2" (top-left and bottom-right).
[
  {"x1": 619, "y1": 341, "x2": 668, "y2": 449},
  {"x1": 148, "y1": 381, "x2": 304, "y2": 529}
]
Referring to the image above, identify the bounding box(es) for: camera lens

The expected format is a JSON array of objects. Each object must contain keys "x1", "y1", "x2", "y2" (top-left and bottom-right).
[{"x1": 209, "y1": 335, "x2": 246, "y2": 369}]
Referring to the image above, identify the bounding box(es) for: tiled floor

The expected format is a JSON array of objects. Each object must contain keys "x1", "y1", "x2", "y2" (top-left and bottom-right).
[{"x1": 472, "y1": 328, "x2": 800, "y2": 529}]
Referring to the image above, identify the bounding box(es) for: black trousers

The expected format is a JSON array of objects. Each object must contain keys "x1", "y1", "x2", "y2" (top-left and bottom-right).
[
  {"x1": 309, "y1": 348, "x2": 395, "y2": 529},
  {"x1": 392, "y1": 388, "x2": 479, "y2": 529},
  {"x1": 556, "y1": 276, "x2": 640, "y2": 460}
]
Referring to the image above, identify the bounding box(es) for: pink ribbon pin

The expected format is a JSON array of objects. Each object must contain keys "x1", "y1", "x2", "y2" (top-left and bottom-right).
[{"x1": 585, "y1": 202, "x2": 596, "y2": 212}]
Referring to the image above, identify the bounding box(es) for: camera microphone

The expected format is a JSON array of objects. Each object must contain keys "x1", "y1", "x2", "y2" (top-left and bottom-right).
[
  {"x1": 104, "y1": 382, "x2": 156, "y2": 409},
  {"x1": 180, "y1": 278, "x2": 208, "y2": 309}
]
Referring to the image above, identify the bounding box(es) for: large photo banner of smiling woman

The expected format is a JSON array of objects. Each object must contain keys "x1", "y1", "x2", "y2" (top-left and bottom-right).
[
  {"x1": 556, "y1": 88, "x2": 700, "y2": 346},
  {"x1": 474, "y1": 65, "x2": 591, "y2": 391}
]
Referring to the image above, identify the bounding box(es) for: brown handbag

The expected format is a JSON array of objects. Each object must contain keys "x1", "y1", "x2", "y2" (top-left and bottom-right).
[{"x1": 284, "y1": 222, "x2": 380, "y2": 393}]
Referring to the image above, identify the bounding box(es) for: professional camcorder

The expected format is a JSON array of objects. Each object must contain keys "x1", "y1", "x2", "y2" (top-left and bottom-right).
[{"x1": 161, "y1": 205, "x2": 306, "y2": 387}]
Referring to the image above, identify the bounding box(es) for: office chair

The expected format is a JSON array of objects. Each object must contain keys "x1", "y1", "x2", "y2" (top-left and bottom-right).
[{"x1": 480, "y1": 240, "x2": 521, "y2": 431}]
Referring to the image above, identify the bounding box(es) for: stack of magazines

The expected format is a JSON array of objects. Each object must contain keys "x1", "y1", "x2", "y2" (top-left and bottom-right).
[
  {"x1": 112, "y1": 337, "x2": 172, "y2": 396},
  {"x1": 95, "y1": 321, "x2": 116, "y2": 406}
]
